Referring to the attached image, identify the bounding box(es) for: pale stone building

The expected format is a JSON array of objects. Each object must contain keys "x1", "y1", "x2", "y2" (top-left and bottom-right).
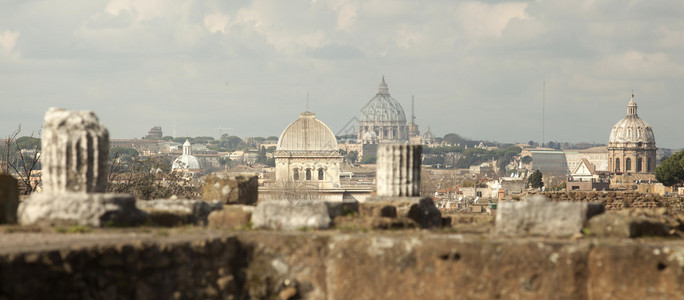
[
  {"x1": 274, "y1": 111, "x2": 342, "y2": 188},
  {"x1": 607, "y1": 95, "x2": 656, "y2": 173},
  {"x1": 357, "y1": 76, "x2": 409, "y2": 143}
]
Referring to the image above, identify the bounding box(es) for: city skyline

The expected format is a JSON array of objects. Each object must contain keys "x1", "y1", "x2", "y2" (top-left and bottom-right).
[{"x1": 1, "y1": 1, "x2": 683, "y2": 148}]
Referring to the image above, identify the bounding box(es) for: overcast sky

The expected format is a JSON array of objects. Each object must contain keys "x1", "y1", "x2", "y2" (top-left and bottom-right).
[{"x1": 1, "y1": 0, "x2": 683, "y2": 148}]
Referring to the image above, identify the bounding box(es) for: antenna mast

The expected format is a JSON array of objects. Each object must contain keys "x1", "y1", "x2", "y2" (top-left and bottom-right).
[
  {"x1": 411, "y1": 95, "x2": 416, "y2": 124},
  {"x1": 542, "y1": 81, "x2": 545, "y2": 147},
  {"x1": 306, "y1": 91, "x2": 309, "y2": 111}
]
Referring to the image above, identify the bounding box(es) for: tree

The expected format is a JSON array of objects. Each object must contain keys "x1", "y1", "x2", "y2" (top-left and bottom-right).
[
  {"x1": 529, "y1": 170, "x2": 544, "y2": 189},
  {"x1": 521, "y1": 155, "x2": 533, "y2": 164},
  {"x1": 654, "y1": 150, "x2": 684, "y2": 187},
  {"x1": 345, "y1": 150, "x2": 358, "y2": 164},
  {"x1": 108, "y1": 156, "x2": 200, "y2": 200},
  {"x1": 360, "y1": 155, "x2": 376, "y2": 164},
  {"x1": 2, "y1": 125, "x2": 42, "y2": 194},
  {"x1": 442, "y1": 133, "x2": 469, "y2": 145}
]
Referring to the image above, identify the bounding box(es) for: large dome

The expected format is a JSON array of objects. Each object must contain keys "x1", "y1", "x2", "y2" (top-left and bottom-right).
[
  {"x1": 277, "y1": 111, "x2": 338, "y2": 151},
  {"x1": 608, "y1": 97, "x2": 655, "y2": 145},
  {"x1": 360, "y1": 76, "x2": 407, "y2": 123}
]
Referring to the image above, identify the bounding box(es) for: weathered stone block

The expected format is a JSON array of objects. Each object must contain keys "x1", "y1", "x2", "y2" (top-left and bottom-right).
[
  {"x1": 251, "y1": 200, "x2": 358, "y2": 230},
  {"x1": 359, "y1": 202, "x2": 397, "y2": 218},
  {"x1": 363, "y1": 196, "x2": 442, "y2": 228},
  {"x1": 18, "y1": 193, "x2": 147, "y2": 227},
  {"x1": 586, "y1": 209, "x2": 676, "y2": 238},
  {"x1": 407, "y1": 197, "x2": 442, "y2": 228},
  {"x1": 137, "y1": 199, "x2": 222, "y2": 226},
  {"x1": 203, "y1": 172, "x2": 258, "y2": 205},
  {"x1": 0, "y1": 174, "x2": 18, "y2": 224},
  {"x1": 496, "y1": 195, "x2": 603, "y2": 237},
  {"x1": 208, "y1": 206, "x2": 254, "y2": 229}
]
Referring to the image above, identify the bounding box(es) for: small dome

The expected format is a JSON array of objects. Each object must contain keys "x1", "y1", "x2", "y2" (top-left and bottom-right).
[
  {"x1": 608, "y1": 95, "x2": 655, "y2": 145},
  {"x1": 360, "y1": 76, "x2": 407, "y2": 123},
  {"x1": 422, "y1": 126, "x2": 435, "y2": 140},
  {"x1": 172, "y1": 139, "x2": 202, "y2": 170},
  {"x1": 172, "y1": 154, "x2": 201, "y2": 170},
  {"x1": 277, "y1": 111, "x2": 338, "y2": 151}
]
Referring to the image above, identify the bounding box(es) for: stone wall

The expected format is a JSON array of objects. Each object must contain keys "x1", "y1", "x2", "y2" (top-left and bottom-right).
[
  {"x1": 2, "y1": 231, "x2": 684, "y2": 299},
  {"x1": 530, "y1": 191, "x2": 683, "y2": 211}
]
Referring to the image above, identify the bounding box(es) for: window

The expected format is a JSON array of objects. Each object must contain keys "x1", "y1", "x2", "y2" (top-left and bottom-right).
[
  {"x1": 305, "y1": 168, "x2": 311, "y2": 180},
  {"x1": 615, "y1": 158, "x2": 620, "y2": 172},
  {"x1": 318, "y1": 168, "x2": 324, "y2": 180},
  {"x1": 626, "y1": 158, "x2": 632, "y2": 172},
  {"x1": 293, "y1": 169, "x2": 299, "y2": 181},
  {"x1": 636, "y1": 158, "x2": 643, "y2": 172}
]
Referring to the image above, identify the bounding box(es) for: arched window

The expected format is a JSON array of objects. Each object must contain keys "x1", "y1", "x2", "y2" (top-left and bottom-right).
[
  {"x1": 305, "y1": 168, "x2": 312, "y2": 180},
  {"x1": 626, "y1": 158, "x2": 632, "y2": 172},
  {"x1": 647, "y1": 159, "x2": 652, "y2": 172},
  {"x1": 318, "y1": 168, "x2": 324, "y2": 180},
  {"x1": 293, "y1": 168, "x2": 299, "y2": 181},
  {"x1": 636, "y1": 158, "x2": 643, "y2": 172},
  {"x1": 615, "y1": 158, "x2": 620, "y2": 172}
]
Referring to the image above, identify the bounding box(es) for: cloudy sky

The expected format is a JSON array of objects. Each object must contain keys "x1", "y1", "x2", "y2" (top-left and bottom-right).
[{"x1": 1, "y1": 0, "x2": 683, "y2": 148}]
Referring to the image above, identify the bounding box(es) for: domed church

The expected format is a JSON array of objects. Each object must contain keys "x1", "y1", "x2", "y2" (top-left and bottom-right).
[
  {"x1": 357, "y1": 76, "x2": 409, "y2": 143},
  {"x1": 274, "y1": 111, "x2": 342, "y2": 188},
  {"x1": 172, "y1": 139, "x2": 202, "y2": 174},
  {"x1": 607, "y1": 94, "x2": 656, "y2": 173}
]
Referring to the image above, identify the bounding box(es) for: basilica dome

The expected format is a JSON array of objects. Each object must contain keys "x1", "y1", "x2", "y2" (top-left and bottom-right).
[
  {"x1": 360, "y1": 76, "x2": 407, "y2": 123},
  {"x1": 608, "y1": 97, "x2": 655, "y2": 145},
  {"x1": 172, "y1": 140, "x2": 201, "y2": 170},
  {"x1": 607, "y1": 95, "x2": 657, "y2": 174},
  {"x1": 277, "y1": 111, "x2": 338, "y2": 151}
]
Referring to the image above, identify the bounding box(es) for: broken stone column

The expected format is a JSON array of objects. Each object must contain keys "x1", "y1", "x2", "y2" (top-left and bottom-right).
[
  {"x1": 41, "y1": 108, "x2": 109, "y2": 193},
  {"x1": 365, "y1": 144, "x2": 441, "y2": 228},
  {"x1": 19, "y1": 108, "x2": 147, "y2": 227},
  {"x1": 376, "y1": 144, "x2": 421, "y2": 197}
]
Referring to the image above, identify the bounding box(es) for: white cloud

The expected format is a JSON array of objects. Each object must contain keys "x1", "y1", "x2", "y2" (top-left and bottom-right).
[
  {"x1": 457, "y1": 2, "x2": 530, "y2": 39},
  {"x1": 0, "y1": 30, "x2": 19, "y2": 52},
  {"x1": 204, "y1": 13, "x2": 231, "y2": 34},
  {"x1": 105, "y1": 0, "x2": 168, "y2": 21},
  {"x1": 596, "y1": 51, "x2": 684, "y2": 79}
]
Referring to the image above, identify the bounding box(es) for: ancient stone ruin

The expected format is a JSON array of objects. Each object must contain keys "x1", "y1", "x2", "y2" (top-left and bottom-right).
[
  {"x1": 18, "y1": 108, "x2": 146, "y2": 227},
  {"x1": 4, "y1": 108, "x2": 684, "y2": 299}
]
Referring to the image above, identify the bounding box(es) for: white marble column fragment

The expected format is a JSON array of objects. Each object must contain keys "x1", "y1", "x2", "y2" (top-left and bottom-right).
[
  {"x1": 376, "y1": 144, "x2": 421, "y2": 197},
  {"x1": 20, "y1": 108, "x2": 146, "y2": 226},
  {"x1": 41, "y1": 108, "x2": 109, "y2": 193}
]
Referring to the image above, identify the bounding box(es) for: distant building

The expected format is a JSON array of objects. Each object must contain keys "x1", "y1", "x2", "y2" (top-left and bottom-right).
[
  {"x1": 607, "y1": 94, "x2": 657, "y2": 173},
  {"x1": 274, "y1": 111, "x2": 342, "y2": 188},
  {"x1": 357, "y1": 76, "x2": 409, "y2": 143},
  {"x1": 144, "y1": 126, "x2": 163, "y2": 140},
  {"x1": 566, "y1": 158, "x2": 610, "y2": 191},
  {"x1": 530, "y1": 150, "x2": 569, "y2": 176},
  {"x1": 564, "y1": 147, "x2": 609, "y2": 173}
]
